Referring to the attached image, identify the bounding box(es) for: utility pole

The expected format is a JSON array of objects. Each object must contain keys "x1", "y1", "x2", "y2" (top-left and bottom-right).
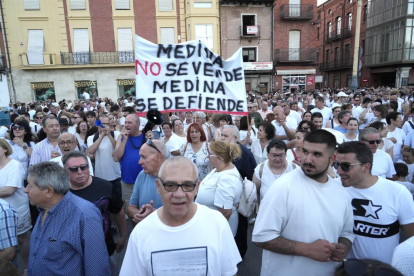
[{"x1": 350, "y1": 0, "x2": 362, "y2": 91}]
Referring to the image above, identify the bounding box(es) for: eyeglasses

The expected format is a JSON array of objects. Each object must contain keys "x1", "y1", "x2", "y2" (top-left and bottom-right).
[
  {"x1": 361, "y1": 139, "x2": 382, "y2": 145},
  {"x1": 11, "y1": 125, "x2": 25, "y2": 130},
  {"x1": 269, "y1": 153, "x2": 286, "y2": 159},
  {"x1": 68, "y1": 164, "x2": 89, "y2": 173},
  {"x1": 36, "y1": 116, "x2": 44, "y2": 120},
  {"x1": 333, "y1": 161, "x2": 362, "y2": 172},
  {"x1": 300, "y1": 127, "x2": 310, "y2": 131},
  {"x1": 208, "y1": 154, "x2": 221, "y2": 159},
  {"x1": 342, "y1": 259, "x2": 402, "y2": 276},
  {"x1": 59, "y1": 141, "x2": 75, "y2": 146},
  {"x1": 247, "y1": 106, "x2": 252, "y2": 109},
  {"x1": 158, "y1": 178, "x2": 197, "y2": 192},
  {"x1": 146, "y1": 139, "x2": 161, "y2": 153}
]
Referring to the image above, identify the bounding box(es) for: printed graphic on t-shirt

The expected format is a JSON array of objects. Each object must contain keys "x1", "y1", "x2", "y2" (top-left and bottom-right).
[
  {"x1": 151, "y1": 246, "x2": 207, "y2": 275},
  {"x1": 352, "y1": 198, "x2": 399, "y2": 238}
]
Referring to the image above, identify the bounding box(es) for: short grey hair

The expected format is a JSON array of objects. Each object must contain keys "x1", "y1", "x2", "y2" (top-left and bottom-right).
[
  {"x1": 359, "y1": 127, "x2": 380, "y2": 140},
  {"x1": 62, "y1": 151, "x2": 88, "y2": 166},
  {"x1": 158, "y1": 156, "x2": 197, "y2": 180},
  {"x1": 223, "y1": 125, "x2": 240, "y2": 141},
  {"x1": 149, "y1": 140, "x2": 168, "y2": 160},
  {"x1": 28, "y1": 162, "x2": 69, "y2": 195},
  {"x1": 193, "y1": 111, "x2": 206, "y2": 118}
]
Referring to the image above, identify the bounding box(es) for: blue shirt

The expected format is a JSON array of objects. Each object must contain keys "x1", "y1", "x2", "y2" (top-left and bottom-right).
[
  {"x1": 129, "y1": 170, "x2": 163, "y2": 209},
  {"x1": 0, "y1": 198, "x2": 18, "y2": 251},
  {"x1": 120, "y1": 135, "x2": 145, "y2": 183},
  {"x1": 28, "y1": 192, "x2": 110, "y2": 276}
]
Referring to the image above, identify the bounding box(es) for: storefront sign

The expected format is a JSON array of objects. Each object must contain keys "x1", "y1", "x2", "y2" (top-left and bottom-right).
[
  {"x1": 247, "y1": 26, "x2": 258, "y2": 35},
  {"x1": 118, "y1": 79, "x2": 136, "y2": 97},
  {"x1": 32, "y1": 82, "x2": 55, "y2": 102},
  {"x1": 315, "y1": 75, "x2": 323, "y2": 83},
  {"x1": 243, "y1": 62, "x2": 273, "y2": 71},
  {"x1": 277, "y1": 69, "x2": 316, "y2": 75},
  {"x1": 307, "y1": 76, "x2": 315, "y2": 85},
  {"x1": 75, "y1": 80, "x2": 98, "y2": 99}
]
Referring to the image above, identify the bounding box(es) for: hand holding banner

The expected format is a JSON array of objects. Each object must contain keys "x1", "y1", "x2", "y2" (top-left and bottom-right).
[{"x1": 135, "y1": 35, "x2": 248, "y2": 115}]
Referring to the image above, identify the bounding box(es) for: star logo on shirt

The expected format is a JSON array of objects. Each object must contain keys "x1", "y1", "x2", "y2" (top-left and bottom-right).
[{"x1": 351, "y1": 199, "x2": 383, "y2": 219}]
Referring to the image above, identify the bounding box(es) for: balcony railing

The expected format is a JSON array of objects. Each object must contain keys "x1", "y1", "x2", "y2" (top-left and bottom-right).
[
  {"x1": 326, "y1": 27, "x2": 352, "y2": 42},
  {"x1": 60, "y1": 51, "x2": 134, "y2": 65},
  {"x1": 280, "y1": 4, "x2": 313, "y2": 20},
  {"x1": 240, "y1": 25, "x2": 260, "y2": 39},
  {"x1": 276, "y1": 48, "x2": 317, "y2": 63},
  {"x1": 320, "y1": 59, "x2": 353, "y2": 71}
]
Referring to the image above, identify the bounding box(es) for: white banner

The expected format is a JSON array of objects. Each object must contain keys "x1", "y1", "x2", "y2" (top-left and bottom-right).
[{"x1": 134, "y1": 35, "x2": 248, "y2": 114}]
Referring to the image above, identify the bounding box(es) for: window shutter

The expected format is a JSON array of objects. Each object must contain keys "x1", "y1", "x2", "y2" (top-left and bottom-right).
[
  {"x1": 27, "y1": 30, "x2": 44, "y2": 65},
  {"x1": 160, "y1": 28, "x2": 175, "y2": 44},
  {"x1": 24, "y1": 0, "x2": 40, "y2": 10},
  {"x1": 115, "y1": 0, "x2": 130, "y2": 10},
  {"x1": 118, "y1": 28, "x2": 133, "y2": 63},
  {"x1": 73, "y1": 29, "x2": 90, "y2": 52},
  {"x1": 70, "y1": 0, "x2": 86, "y2": 10},
  {"x1": 158, "y1": 0, "x2": 173, "y2": 11},
  {"x1": 196, "y1": 24, "x2": 213, "y2": 49}
]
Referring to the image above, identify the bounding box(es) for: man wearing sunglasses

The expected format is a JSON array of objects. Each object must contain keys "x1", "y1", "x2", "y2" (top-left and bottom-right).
[
  {"x1": 253, "y1": 130, "x2": 354, "y2": 276},
  {"x1": 63, "y1": 151, "x2": 127, "y2": 264},
  {"x1": 359, "y1": 128, "x2": 396, "y2": 179},
  {"x1": 127, "y1": 140, "x2": 166, "y2": 225},
  {"x1": 121, "y1": 157, "x2": 241, "y2": 275},
  {"x1": 336, "y1": 141, "x2": 414, "y2": 264}
]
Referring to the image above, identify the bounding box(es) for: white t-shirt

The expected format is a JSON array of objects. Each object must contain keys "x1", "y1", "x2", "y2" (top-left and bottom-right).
[
  {"x1": 271, "y1": 117, "x2": 297, "y2": 143},
  {"x1": 311, "y1": 107, "x2": 333, "y2": 127},
  {"x1": 195, "y1": 167, "x2": 242, "y2": 236},
  {"x1": 50, "y1": 155, "x2": 94, "y2": 176},
  {"x1": 239, "y1": 130, "x2": 257, "y2": 150},
  {"x1": 372, "y1": 149, "x2": 396, "y2": 179},
  {"x1": 161, "y1": 134, "x2": 183, "y2": 158},
  {"x1": 392, "y1": 236, "x2": 414, "y2": 276},
  {"x1": 402, "y1": 120, "x2": 414, "y2": 135},
  {"x1": 287, "y1": 110, "x2": 302, "y2": 125},
  {"x1": 396, "y1": 180, "x2": 414, "y2": 195},
  {"x1": 83, "y1": 92, "x2": 90, "y2": 100},
  {"x1": 386, "y1": 127, "x2": 406, "y2": 162},
  {"x1": 87, "y1": 132, "x2": 121, "y2": 181},
  {"x1": 120, "y1": 203, "x2": 241, "y2": 276},
  {"x1": 251, "y1": 139, "x2": 269, "y2": 165},
  {"x1": 346, "y1": 177, "x2": 414, "y2": 264},
  {"x1": 252, "y1": 168, "x2": 354, "y2": 276},
  {"x1": 254, "y1": 160, "x2": 297, "y2": 199}
]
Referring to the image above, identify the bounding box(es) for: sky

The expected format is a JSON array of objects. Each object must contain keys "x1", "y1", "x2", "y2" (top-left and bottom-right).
[{"x1": 317, "y1": 0, "x2": 328, "y2": 5}]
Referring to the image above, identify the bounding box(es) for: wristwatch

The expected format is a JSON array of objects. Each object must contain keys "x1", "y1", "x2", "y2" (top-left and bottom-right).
[{"x1": 23, "y1": 145, "x2": 28, "y2": 150}]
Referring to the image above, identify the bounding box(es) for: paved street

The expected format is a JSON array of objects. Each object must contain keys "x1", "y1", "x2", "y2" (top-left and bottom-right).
[{"x1": 238, "y1": 223, "x2": 263, "y2": 276}]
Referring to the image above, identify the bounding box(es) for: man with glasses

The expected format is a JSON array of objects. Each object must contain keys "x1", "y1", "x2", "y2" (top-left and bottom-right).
[
  {"x1": 50, "y1": 133, "x2": 94, "y2": 175},
  {"x1": 127, "y1": 140, "x2": 166, "y2": 225},
  {"x1": 359, "y1": 128, "x2": 395, "y2": 179},
  {"x1": 120, "y1": 156, "x2": 241, "y2": 275},
  {"x1": 336, "y1": 141, "x2": 414, "y2": 265},
  {"x1": 63, "y1": 151, "x2": 127, "y2": 268},
  {"x1": 253, "y1": 130, "x2": 354, "y2": 276},
  {"x1": 25, "y1": 162, "x2": 110, "y2": 276}
]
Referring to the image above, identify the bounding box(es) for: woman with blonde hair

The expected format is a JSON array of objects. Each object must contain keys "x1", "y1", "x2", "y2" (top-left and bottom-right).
[{"x1": 196, "y1": 140, "x2": 243, "y2": 236}]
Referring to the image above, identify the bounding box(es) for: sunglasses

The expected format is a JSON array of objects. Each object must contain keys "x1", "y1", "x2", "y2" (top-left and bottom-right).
[
  {"x1": 68, "y1": 164, "x2": 89, "y2": 173},
  {"x1": 361, "y1": 139, "x2": 382, "y2": 145},
  {"x1": 12, "y1": 125, "x2": 25, "y2": 130},
  {"x1": 333, "y1": 161, "x2": 362, "y2": 172},
  {"x1": 247, "y1": 106, "x2": 252, "y2": 109},
  {"x1": 343, "y1": 259, "x2": 402, "y2": 276},
  {"x1": 146, "y1": 139, "x2": 161, "y2": 153},
  {"x1": 36, "y1": 116, "x2": 44, "y2": 119}
]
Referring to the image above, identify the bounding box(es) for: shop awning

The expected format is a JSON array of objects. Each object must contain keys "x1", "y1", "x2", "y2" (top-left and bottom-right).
[{"x1": 276, "y1": 69, "x2": 316, "y2": 75}]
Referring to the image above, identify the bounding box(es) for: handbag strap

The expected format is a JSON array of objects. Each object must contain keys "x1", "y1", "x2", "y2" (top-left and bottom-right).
[{"x1": 259, "y1": 162, "x2": 265, "y2": 179}]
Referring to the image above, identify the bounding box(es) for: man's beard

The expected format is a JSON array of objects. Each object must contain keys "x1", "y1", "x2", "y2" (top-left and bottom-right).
[{"x1": 301, "y1": 162, "x2": 330, "y2": 181}]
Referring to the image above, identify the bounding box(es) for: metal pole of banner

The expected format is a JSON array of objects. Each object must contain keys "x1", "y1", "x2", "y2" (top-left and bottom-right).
[{"x1": 350, "y1": 0, "x2": 363, "y2": 91}]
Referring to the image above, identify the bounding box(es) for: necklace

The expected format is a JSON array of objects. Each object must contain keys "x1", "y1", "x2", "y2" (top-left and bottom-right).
[
  {"x1": 128, "y1": 135, "x2": 144, "y2": 149},
  {"x1": 269, "y1": 162, "x2": 287, "y2": 178}
]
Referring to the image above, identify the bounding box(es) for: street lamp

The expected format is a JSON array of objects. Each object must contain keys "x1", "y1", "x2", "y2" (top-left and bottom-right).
[{"x1": 350, "y1": 0, "x2": 363, "y2": 91}]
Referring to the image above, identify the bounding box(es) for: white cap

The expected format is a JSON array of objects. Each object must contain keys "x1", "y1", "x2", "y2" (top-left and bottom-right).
[{"x1": 337, "y1": 92, "x2": 347, "y2": 97}]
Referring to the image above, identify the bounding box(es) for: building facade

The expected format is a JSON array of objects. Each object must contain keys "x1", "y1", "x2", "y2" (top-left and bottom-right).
[
  {"x1": 220, "y1": 0, "x2": 274, "y2": 93},
  {"x1": 274, "y1": 0, "x2": 319, "y2": 92},
  {"x1": 365, "y1": 0, "x2": 414, "y2": 87},
  {"x1": 317, "y1": 0, "x2": 370, "y2": 89},
  {"x1": 1, "y1": 0, "x2": 220, "y2": 103}
]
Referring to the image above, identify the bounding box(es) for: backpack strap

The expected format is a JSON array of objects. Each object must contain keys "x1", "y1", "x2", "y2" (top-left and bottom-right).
[
  {"x1": 93, "y1": 131, "x2": 115, "y2": 143},
  {"x1": 259, "y1": 162, "x2": 265, "y2": 179},
  {"x1": 409, "y1": 121, "x2": 414, "y2": 130}
]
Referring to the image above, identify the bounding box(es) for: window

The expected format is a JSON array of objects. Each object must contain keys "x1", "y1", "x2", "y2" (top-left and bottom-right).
[
  {"x1": 196, "y1": 24, "x2": 213, "y2": 49},
  {"x1": 160, "y1": 28, "x2": 175, "y2": 44},
  {"x1": 333, "y1": 75, "x2": 339, "y2": 88},
  {"x1": 317, "y1": 27, "x2": 320, "y2": 39},
  {"x1": 27, "y1": 30, "x2": 44, "y2": 65},
  {"x1": 326, "y1": 49, "x2": 330, "y2": 63},
  {"x1": 345, "y1": 44, "x2": 351, "y2": 61},
  {"x1": 364, "y1": 5, "x2": 367, "y2": 22},
  {"x1": 115, "y1": 0, "x2": 130, "y2": 10},
  {"x1": 347, "y1": 13, "x2": 352, "y2": 30},
  {"x1": 328, "y1": 22, "x2": 332, "y2": 38},
  {"x1": 194, "y1": 0, "x2": 212, "y2": 8},
  {"x1": 70, "y1": 0, "x2": 86, "y2": 10},
  {"x1": 334, "y1": 47, "x2": 340, "y2": 66},
  {"x1": 348, "y1": 0, "x2": 352, "y2": 3},
  {"x1": 289, "y1": 30, "x2": 300, "y2": 60},
  {"x1": 336, "y1": 17, "x2": 342, "y2": 35},
  {"x1": 73, "y1": 29, "x2": 90, "y2": 64},
  {"x1": 117, "y1": 28, "x2": 133, "y2": 63},
  {"x1": 242, "y1": 48, "x2": 257, "y2": 62},
  {"x1": 328, "y1": 9, "x2": 332, "y2": 15},
  {"x1": 289, "y1": 0, "x2": 300, "y2": 17},
  {"x1": 317, "y1": 10, "x2": 321, "y2": 20},
  {"x1": 347, "y1": 75, "x2": 352, "y2": 87},
  {"x1": 361, "y1": 40, "x2": 365, "y2": 56},
  {"x1": 241, "y1": 14, "x2": 256, "y2": 36},
  {"x1": 24, "y1": 0, "x2": 40, "y2": 10},
  {"x1": 158, "y1": 0, "x2": 173, "y2": 11}
]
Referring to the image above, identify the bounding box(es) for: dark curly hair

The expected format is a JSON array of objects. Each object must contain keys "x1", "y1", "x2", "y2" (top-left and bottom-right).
[{"x1": 10, "y1": 119, "x2": 34, "y2": 144}]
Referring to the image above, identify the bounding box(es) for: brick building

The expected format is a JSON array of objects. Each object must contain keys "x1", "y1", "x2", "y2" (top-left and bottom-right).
[
  {"x1": 317, "y1": 0, "x2": 370, "y2": 89},
  {"x1": 220, "y1": 0, "x2": 274, "y2": 93},
  {"x1": 274, "y1": 0, "x2": 319, "y2": 92}
]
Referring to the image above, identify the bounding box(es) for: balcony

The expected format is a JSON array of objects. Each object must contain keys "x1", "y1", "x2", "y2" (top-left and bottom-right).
[
  {"x1": 320, "y1": 59, "x2": 353, "y2": 71},
  {"x1": 19, "y1": 52, "x2": 58, "y2": 66},
  {"x1": 326, "y1": 27, "x2": 352, "y2": 42},
  {"x1": 240, "y1": 25, "x2": 260, "y2": 40},
  {"x1": 60, "y1": 51, "x2": 134, "y2": 65},
  {"x1": 343, "y1": 26, "x2": 352, "y2": 37},
  {"x1": 280, "y1": 5, "x2": 313, "y2": 20},
  {"x1": 276, "y1": 48, "x2": 317, "y2": 63},
  {"x1": 0, "y1": 56, "x2": 5, "y2": 71}
]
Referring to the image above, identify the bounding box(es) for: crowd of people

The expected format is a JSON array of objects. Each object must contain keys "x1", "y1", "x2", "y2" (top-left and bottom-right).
[{"x1": 0, "y1": 87, "x2": 414, "y2": 275}]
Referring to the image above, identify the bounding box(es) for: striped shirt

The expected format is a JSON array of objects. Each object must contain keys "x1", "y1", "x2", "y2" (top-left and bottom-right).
[
  {"x1": 29, "y1": 137, "x2": 62, "y2": 166},
  {"x1": 0, "y1": 198, "x2": 18, "y2": 251}
]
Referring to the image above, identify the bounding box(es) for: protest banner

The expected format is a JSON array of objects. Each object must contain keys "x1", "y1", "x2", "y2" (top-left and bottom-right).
[{"x1": 134, "y1": 35, "x2": 248, "y2": 115}]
